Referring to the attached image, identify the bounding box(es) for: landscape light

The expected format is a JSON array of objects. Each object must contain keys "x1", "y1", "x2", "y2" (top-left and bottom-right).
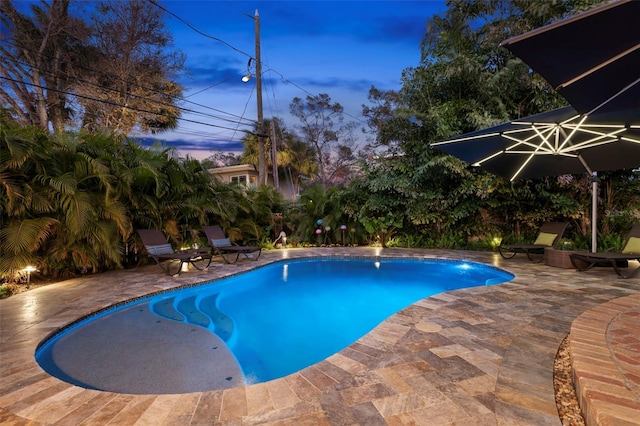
[{"x1": 22, "y1": 265, "x2": 37, "y2": 285}]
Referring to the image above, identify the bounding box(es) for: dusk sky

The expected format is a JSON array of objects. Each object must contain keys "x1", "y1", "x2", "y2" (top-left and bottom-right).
[{"x1": 141, "y1": 0, "x2": 448, "y2": 159}]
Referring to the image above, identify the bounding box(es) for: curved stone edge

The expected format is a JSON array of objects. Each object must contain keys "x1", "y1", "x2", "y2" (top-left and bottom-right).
[{"x1": 569, "y1": 293, "x2": 640, "y2": 425}]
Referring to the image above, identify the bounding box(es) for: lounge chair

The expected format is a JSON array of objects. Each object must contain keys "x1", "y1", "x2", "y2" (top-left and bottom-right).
[
  {"x1": 202, "y1": 225, "x2": 262, "y2": 264},
  {"x1": 498, "y1": 222, "x2": 569, "y2": 262},
  {"x1": 570, "y1": 225, "x2": 640, "y2": 278},
  {"x1": 137, "y1": 229, "x2": 212, "y2": 276}
]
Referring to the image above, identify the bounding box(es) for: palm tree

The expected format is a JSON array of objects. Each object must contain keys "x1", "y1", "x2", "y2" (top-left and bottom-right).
[{"x1": 0, "y1": 126, "x2": 130, "y2": 279}]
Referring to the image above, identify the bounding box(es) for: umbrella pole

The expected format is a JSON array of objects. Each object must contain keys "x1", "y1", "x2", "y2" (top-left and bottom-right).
[{"x1": 592, "y1": 172, "x2": 598, "y2": 253}]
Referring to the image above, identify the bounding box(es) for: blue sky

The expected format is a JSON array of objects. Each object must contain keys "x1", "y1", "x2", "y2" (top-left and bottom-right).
[{"x1": 143, "y1": 0, "x2": 447, "y2": 159}]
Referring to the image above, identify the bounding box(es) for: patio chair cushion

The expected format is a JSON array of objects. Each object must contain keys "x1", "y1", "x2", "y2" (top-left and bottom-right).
[
  {"x1": 211, "y1": 238, "x2": 232, "y2": 248},
  {"x1": 622, "y1": 237, "x2": 640, "y2": 254},
  {"x1": 533, "y1": 232, "x2": 557, "y2": 246},
  {"x1": 147, "y1": 243, "x2": 174, "y2": 255}
]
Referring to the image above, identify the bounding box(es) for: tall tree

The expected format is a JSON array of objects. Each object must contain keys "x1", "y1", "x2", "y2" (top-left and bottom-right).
[
  {"x1": 77, "y1": 0, "x2": 185, "y2": 135},
  {"x1": 201, "y1": 152, "x2": 242, "y2": 169},
  {"x1": 280, "y1": 137, "x2": 318, "y2": 198},
  {"x1": 290, "y1": 93, "x2": 357, "y2": 187},
  {"x1": 0, "y1": 0, "x2": 90, "y2": 133},
  {"x1": 240, "y1": 117, "x2": 318, "y2": 196},
  {"x1": 1, "y1": 0, "x2": 185, "y2": 136},
  {"x1": 355, "y1": 0, "x2": 606, "y2": 243}
]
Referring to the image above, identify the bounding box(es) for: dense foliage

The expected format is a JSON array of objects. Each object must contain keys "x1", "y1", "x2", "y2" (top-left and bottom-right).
[
  {"x1": 0, "y1": 116, "x2": 284, "y2": 282},
  {"x1": 345, "y1": 0, "x2": 639, "y2": 248},
  {"x1": 1, "y1": 0, "x2": 638, "y2": 284}
]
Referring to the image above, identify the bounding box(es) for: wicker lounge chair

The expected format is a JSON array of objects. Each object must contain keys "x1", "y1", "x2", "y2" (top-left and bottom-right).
[
  {"x1": 137, "y1": 229, "x2": 212, "y2": 276},
  {"x1": 499, "y1": 222, "x2": 569, "y2": 262},
  {"x1": 202, "y1": 225, "x2": 262, "y2": 264},
  {"x1": 570, "y1": 225, "x2": 640, "y2": 278}
]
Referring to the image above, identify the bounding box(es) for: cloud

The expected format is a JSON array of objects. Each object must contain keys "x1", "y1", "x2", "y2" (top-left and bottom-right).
[
  {"x1": 260, "y1": 1, "x2": 431, "y2": 44},
  {"x1": 295, "y1": 76, "x2": 375, "y2": 93},
  {"x1": 180, "y1": 58, "x2": 248, "y2": 89},
  {"x1": 135, "y1": 136, "x2": 245, "y2": 156},
  {"x1": 369, "y1": 16, "x2": 427, "y2": 43}
]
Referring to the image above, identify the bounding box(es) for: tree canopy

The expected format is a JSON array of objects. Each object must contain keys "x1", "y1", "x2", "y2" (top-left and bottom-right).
[{"x1": 0, "y1": 0, "x2": 185, "y2": 135}]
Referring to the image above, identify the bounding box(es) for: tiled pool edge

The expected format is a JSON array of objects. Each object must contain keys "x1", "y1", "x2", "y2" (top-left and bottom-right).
[{"x1": 569, "y1": 293, "x2": 640, "y2": 425}]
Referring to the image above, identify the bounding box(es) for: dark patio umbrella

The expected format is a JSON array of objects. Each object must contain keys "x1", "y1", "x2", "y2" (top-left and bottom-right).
[
  {"x1": 499, "y1": 0, "x2": 640, "y2": 120},
  {"x1": 433, "y1": 106, "x2": 640, "y2": 251},
  {"x1": 433, "y1": 106, "x2": 640, "y2": 181}
]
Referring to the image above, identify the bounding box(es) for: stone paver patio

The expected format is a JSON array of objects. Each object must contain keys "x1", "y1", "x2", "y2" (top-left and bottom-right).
[{"x1": 1, "y1": 247, "x2": 639, "y2": 425}]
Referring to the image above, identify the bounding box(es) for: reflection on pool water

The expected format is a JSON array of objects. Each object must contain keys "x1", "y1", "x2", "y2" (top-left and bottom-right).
[{"x1": 36, "y1": 257, "x2": 513, "y2": 391}]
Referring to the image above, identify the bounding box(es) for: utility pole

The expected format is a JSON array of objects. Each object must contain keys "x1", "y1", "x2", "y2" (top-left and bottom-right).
[
  {"x1": 254, "y1": 9, "x2": 266, "y2": 186},
  {"x1": 270, "y1": 120, "x2": 279, "y2": 190}
]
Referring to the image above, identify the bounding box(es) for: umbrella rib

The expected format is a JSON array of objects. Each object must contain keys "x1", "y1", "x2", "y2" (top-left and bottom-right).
[
  {"x1": 566, "y1": 138, "x2": 621, "y2": 152},
  {"x1": 529, "y1": 125, "x2": 561, "y2": 152},
  {"x1": 472, "y1": 150, "x2": 504, "y2": 167},
  {"x1": 620, "y1": 135, "x2": 640, "y2": 144},
  {"x1": 502, "y1": 128, "x2": 556, "y2": 153},
  {"x1": 432, "y1": 132, "x2": 501, "y2": 145},
  {"x1": 557, "y1": 43, "x2": 640, "y2": 90},
  {"x1": 586, "y1": 76, "x2": 640, "y2": 116},
  {"x1": 514, "y1": 114, "x2": 580, "y2": 126},
  {"x1": 510, "y1": 154, "x2": 536, "y2": 181},
  {"x1": 558, "y1": 126, "x2": 627, "y2": 152},
  {"x1": 505, "y1": 151, "x2": 576, "y2": 157},
  {"x1": 556, "y1": 115, "x2": 587, "y2": 151}
]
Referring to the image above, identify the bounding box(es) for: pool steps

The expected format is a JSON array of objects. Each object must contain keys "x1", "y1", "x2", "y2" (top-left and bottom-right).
[{"x1": 150, "y1": 292, "x2": 234, "y2": 341}]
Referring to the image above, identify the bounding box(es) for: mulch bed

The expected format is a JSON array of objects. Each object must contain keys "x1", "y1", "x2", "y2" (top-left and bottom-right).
[{"x1": 554, "y1": 335, "x2": 586, "y2": 425}]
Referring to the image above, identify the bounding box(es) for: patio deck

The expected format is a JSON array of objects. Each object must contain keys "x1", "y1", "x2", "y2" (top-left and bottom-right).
[{"x1": 1, "y1": 247, "x2": 639, "y2": 425}]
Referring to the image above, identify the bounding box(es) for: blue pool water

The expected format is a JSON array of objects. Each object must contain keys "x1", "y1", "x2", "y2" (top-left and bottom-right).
[{"x1": 36, "y1": 257, "x2": 513, "y2": 391}]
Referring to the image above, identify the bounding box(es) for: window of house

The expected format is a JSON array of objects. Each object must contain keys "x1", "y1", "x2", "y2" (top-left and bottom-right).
[{"x1": 231, "y1": 175, "x2": 248, "y2": 185}]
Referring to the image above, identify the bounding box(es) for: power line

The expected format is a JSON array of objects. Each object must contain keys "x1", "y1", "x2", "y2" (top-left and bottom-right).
[
  {"x1": 149, "y1": 0, "x2": 253, "y2": 59},
  {"x1": 0, "y1": 39, "x2": 256, "y2": 126},
  {"x1": 148, "y1": 1, "x2": 367, "y2": 125},
  {"x1": 0, "y1": 75, "x2": 251, "y2": 133}
]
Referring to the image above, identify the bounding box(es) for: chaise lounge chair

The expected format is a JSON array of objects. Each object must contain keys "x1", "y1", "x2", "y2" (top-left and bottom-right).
[
  {"x1": 202, "y1": 225, "x2": 262, "y2": 264},
  {"x1": 137, "y1": 229, "x2": 212, "y2": 276},
  {"x1": 570, "y1": 225, "x2": 640, "y2": 278},
  {"x1": 499, "y1": 221, "x2": 569, "y2": 262}
]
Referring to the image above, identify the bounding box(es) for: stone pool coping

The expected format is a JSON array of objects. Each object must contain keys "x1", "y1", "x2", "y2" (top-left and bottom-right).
[{"x1": 1, "y1": 247, "x2": 639, "y2": 425}]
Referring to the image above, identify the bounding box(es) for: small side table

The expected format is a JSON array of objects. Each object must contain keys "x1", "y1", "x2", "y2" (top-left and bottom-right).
[{"x1": 544, "y1": 248, "x2": 588, "y2": 269}]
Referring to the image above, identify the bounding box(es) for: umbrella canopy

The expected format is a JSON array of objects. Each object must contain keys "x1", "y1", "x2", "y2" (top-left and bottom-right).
[
  {"x1": 433, "y1": 106, "x2": 640, "y2": 252},
  {"x1": 499, "y1": 0, "x2": 640, "y2": 120},
  {"x1": 433, "y1": 106, "x2": 640, "y2": 181}
]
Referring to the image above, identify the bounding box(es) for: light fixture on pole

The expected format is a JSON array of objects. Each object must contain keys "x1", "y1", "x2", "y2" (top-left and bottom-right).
[{"x1": 241, "y1": 58, "x2": 253, "y2": 83}]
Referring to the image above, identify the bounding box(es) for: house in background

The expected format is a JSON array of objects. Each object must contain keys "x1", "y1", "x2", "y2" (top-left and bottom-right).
[
  {"x1": 209, "y1": 164, "x2": 259, "y2": 188},
  {"x1": 209, "y1": 164, "x2": 296, "y2": 200}
]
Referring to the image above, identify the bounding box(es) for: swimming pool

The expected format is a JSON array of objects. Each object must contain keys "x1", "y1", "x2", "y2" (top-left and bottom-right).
[{"x1": 36, "y1": 257, "x2": 513, "y2": 394}]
